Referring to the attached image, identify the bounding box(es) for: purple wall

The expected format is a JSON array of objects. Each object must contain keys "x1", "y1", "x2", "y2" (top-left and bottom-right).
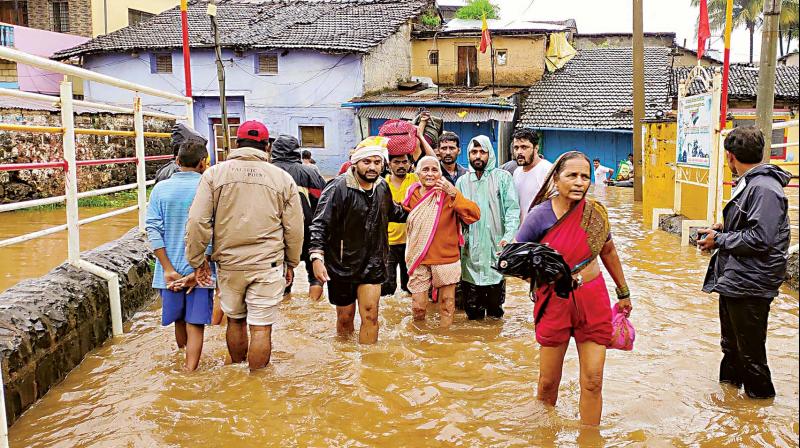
[{"x1": 12, "y1": 25, "x2": 89, "y2": 94}]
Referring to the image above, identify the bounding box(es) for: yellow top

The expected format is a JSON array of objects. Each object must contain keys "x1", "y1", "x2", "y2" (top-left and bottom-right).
[{"x1": 386, "y1": 173, "x2": 418, "y2": 245}]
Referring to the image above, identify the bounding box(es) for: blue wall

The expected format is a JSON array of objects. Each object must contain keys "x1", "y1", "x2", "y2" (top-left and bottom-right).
[
  {"x1": 369, "y1": 118, "x2": 498, "y2": 167},
  {"x1": 540, "y1": 130, "x2": 633, "y2": 182},
  {"x1": 81, "y1": 49, "x2": 364, "y2": 175}
]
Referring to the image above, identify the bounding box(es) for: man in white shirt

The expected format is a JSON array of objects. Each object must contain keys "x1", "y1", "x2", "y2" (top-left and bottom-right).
[
  {"x1": 511, "y1": 128, "x2": 552, "y2": 221},
  {"x1": 593, "y1": 158, "x2": 614, "y2": 184}
]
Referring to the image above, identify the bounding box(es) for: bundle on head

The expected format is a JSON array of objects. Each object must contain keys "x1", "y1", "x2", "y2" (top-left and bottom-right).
[{"x1": 493, "y1": 242, "x2": 573, "y2": 298}]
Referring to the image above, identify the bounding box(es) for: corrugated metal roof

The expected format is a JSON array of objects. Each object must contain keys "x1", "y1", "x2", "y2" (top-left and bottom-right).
[{"x1": 355, "y1": 105, "x2": 514, "y2": 122}]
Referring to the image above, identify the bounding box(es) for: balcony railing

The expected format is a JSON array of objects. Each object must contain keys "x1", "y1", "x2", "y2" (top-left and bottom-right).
[{"x1": 0, "y1": 24, "x2": 14, "y2": 47}]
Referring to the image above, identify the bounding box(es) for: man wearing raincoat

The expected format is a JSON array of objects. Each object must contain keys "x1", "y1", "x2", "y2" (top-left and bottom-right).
[{"x1": 455, "y1": 135, "x2": 520, "y2": 320}]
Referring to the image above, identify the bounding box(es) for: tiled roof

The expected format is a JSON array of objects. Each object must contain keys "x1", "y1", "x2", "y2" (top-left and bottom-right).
[
  {"x1": 518, "y1": 47, "x2": 672, "y2": 130},
  {"x1": 53, "y1": 0, "x2": 426, "y2": 59},
  {"x1": 671, "y1": 64, "x2": 800, "y2": 100}
]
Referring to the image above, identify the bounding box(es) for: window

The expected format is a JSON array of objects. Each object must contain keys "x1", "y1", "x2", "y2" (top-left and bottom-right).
[
  {"x1": 495, "y1": 49, "x2": 508, "y2": 66},
  {"x1": 256, "y1": 53, "x2": 278, "y2": 75},
  {"x1": 128, "y1": 8, "x2": 154, "y2": 27},
  {"x1": 52, "y1": 1, "x2": 69, "y2": 33},
  {"x1": 0, "y1": 1, "x2": 28, "y2": 26},
  {"x1": 299, "y1": 125, "x2": 325, "y2": 148},
  {"x1": 151, "y1": 53, "x2": 172, "y2": 73},
  {"x1": 428, "y1": 50, "x2": 439, "y2": 65}
]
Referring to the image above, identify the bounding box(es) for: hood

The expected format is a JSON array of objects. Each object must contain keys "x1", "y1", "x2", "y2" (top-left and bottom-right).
[
  {"x1": 466, "y1": 135, "x2": 497, "y2": 172},
  {"x1": 743, "y1": 163, "x2": 792, "y2": 187},
  {"x1": 227, "y1": 146, "x2": 270, "y2": 162},
  {"x1": 171, "y1": 123, "x2": 208, "y2": 154},
  {"x1": 271, "y1": 134, "x2": 301, "y2": 163}
]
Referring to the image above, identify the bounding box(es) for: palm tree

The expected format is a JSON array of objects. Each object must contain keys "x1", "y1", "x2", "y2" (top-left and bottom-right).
[
  {"x1": 778, "y1": 0, "x2": 799, "y2": 56},
  {"x1": 691, "y1": 0, "x2": 798, "y2": 62}
]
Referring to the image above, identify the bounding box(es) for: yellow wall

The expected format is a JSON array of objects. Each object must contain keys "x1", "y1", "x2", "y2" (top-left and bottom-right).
[
  {"x1": 411, "y1": 35, "x2": 546, "y2": 86},
  {"x1": 90, "y1": 0, "x2": 178, "y2": 37},
  {"x1": 642, "y1": 121, "x2": 677, "y2": 228}
]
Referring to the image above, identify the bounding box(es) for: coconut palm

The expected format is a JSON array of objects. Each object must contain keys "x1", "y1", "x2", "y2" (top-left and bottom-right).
[{"x1": 691, "y1": 0, "x2": 798, "y2": 62}]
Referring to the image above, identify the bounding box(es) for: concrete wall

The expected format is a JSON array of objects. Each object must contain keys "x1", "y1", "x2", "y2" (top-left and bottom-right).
[
  {"x1": 0, "y1": 109, "x2": 173, "y2": 203},
  {"x1": 82, "y1": 49, "x2": 365, "y2": 176},
  {"x1": 363, "y1": 23, "x2": 412, "y2": 94},
  {"x1": 89, "y1": 0, "x2": 177, "y2": 36},
  {"x1": 411, "y1": 35, "x2": 547, "y2": 86},
  {"x1": 0, "y1": 228, "x2": 155, "y2": 425}
]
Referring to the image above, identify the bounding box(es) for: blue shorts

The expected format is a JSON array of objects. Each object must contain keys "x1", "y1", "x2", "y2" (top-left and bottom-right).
[{"x1": 160, "y1": 288, "x2": 214, "y2": 326}]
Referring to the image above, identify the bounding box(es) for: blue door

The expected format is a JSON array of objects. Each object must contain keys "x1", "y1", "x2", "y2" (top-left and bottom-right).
[
  {"x1": 540, "y1": 130, "x2": 633, "y2": 183},
  {"x1": 368, "y1": 118, "x2": 497, "y2": 168}
]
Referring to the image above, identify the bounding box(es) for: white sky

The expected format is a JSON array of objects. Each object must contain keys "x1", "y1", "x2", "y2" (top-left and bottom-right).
[{"x1": 493, "y1": 0, "x2": 799, "y2": 63}]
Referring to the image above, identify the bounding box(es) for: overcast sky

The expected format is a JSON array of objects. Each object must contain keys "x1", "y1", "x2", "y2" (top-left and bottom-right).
[{"x1": 493, "y1": 0, "x2": 798, "y2": 63}]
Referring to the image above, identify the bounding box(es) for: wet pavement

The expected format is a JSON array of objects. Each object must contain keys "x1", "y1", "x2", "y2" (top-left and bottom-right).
[{"x1": 6, "y1": 187, "x2": 800, "y2": 447}]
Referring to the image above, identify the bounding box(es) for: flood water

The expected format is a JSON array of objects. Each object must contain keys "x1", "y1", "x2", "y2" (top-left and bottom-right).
[
  {"x1": 0, "y1": 207, "x2": 139, "y2": 293},
  {"x1": 7, "y1": 187, "x2": 800, "y2": 447}
]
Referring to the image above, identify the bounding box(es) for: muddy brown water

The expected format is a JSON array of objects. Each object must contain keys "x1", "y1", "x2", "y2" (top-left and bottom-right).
[{"x1": 5, "y1": 187, "x2": 800, "y2": 447}]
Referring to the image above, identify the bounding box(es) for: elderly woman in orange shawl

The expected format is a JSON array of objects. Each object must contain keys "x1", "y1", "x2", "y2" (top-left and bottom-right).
[
  {"x1": 403, "y1": 156, "x2": 480, "y2": 328},
  {"x1": 515, "y1": 151, "x2": 632, "y2": 426}
]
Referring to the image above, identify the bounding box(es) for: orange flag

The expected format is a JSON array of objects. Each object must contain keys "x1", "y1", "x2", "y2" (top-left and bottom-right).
[
  {"x1": 479, "y1": 12, "x2": 491, "y2": 54},
  {"x1": 697, "y1": 0, "x2": 711, "y2": 59}
]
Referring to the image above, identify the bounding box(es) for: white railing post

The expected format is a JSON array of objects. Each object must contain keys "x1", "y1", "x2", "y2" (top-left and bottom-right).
[
  {"x1": 60, "y1": 80, "x2": 80, "y2": 263},
  {"x1": 1, "y1": 360, "x2": 8, "y2": 448},
  {"x1": 133, "y1": 95, "x2": 147, "y2": 233}
]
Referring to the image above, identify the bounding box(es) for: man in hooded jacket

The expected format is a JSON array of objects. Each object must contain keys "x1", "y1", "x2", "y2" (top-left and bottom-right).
[
  {"x1": 456, "y1": 135, "x2": 520, "y2": 320},
  {"x1": 155, "y1": 123, "x2": 208, "y2": 184},
  {"x1": 698, "y1": 125, "x2": 791, "y2": 399},
  {"x1": 271, "y1": 134, "x2": 327, "y2": 300},
  {"x1": 309, "y1": 137, "x2": 407, "y2": 344}
]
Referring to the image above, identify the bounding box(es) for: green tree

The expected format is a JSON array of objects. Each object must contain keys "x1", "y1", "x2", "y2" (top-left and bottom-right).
[
  {"x1": 454, "y1": 0, "x2": 499, "y2": 20},
  {"x1": 692, "y1": 0, "x2": 799, "y2": 62}
]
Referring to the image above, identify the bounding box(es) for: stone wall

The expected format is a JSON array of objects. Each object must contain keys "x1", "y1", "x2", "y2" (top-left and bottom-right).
[
  {"x1": 27, "y1": 0, "x2": 93, "y2": 37},
  {"x1": 0, "y1": 108, "x2": 173, "y2": 203},
  {"x1": 0, "y1": 228, "x2": 155, "y2": 426},
  {"x1": 363, "y1": 23, "x2": 412, "y2": 94}
]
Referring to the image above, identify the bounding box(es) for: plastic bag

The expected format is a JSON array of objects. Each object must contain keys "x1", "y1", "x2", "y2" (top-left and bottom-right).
[{"x1": 608, "y1": 303, "x2": 635, "y2": 351}]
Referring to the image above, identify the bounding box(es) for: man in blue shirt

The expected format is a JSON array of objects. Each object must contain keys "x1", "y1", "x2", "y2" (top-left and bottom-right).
[{"x1": 146, "y1": 141, "x2": 213, "y2": 371}]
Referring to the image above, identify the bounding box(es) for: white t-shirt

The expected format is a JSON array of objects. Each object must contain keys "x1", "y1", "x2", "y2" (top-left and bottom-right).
[
  {"x1": 513, "y1": 158, "x2": 553, "y2": 220},
  {"x1": 594, "y1": 165, "x2": 613, "y2": 183}
]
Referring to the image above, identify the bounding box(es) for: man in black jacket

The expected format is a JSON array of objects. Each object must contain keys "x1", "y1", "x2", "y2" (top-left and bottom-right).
[
  {"x1": 309, "y1": 137, "x2": 407, "y2": 344},
  {"x1": 154, "y1": 123, "x2": 208, "y2": 184},
  {"x1": 271, "y1": 135, "x2": 327, "y2": 300},
  {"x1": 698, "y1": 125, "x2": 791, "y2": 399}
]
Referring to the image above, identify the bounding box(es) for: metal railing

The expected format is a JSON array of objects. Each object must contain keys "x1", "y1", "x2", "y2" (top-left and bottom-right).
[{"x1": 0, "y1": 46, "x2": 194, "y2": 447}]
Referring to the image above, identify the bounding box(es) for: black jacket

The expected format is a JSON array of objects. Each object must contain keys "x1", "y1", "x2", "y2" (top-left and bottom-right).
[
  {"x1": 154, "y1": 123, "x2": 208, "y2": 184},
  {"x1": 309, "y1": 169, "x2": 407, "y2": 284},
  {"x1": 271, "y1": 135, "x2": 326, "y2": 236},
  {"x1": 703, "y1": 164, "x2": 791, "y2": 298}
]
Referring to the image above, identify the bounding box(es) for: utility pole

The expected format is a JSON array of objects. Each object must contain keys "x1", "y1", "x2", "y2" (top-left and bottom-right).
[
  {"x1": 632, "y1": 0, "x2": 644, "y2": 201},
  {"x1": 755, "y1": 0, "x2": 782, "y2": 163},
  {"x1": 208, "y1": 0, "x2": 229, "y2": 163}
]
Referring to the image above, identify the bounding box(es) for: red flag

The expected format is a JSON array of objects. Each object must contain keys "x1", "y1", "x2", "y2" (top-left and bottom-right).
[
  {"x1": 697, "y1": 0, "x2": 711, "y2": 59},
  {"x1": 479, "y1": 12, "x2": 491, "y2": 54}
]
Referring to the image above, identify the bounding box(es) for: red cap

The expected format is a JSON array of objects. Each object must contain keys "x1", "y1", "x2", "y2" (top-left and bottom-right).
[
  {"x1": 379, "y1": 119, "x2": 417, "y2": 156},
  {"x1": 237, "y1": 120, "x2": 270, "y2": 143}
]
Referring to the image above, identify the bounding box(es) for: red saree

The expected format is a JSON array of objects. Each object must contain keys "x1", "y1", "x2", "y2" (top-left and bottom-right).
[{"x1": 534, "y1": 198, "x2": 613, "y2": 347}]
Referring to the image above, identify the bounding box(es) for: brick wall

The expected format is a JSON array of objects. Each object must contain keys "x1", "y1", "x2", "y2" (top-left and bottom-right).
[
  {"x1": 26, "y1": 0, "x2": 93, "y2": 37},
  {"x1": 0, "y1": 59, "x2": 17, "y2": 82}
]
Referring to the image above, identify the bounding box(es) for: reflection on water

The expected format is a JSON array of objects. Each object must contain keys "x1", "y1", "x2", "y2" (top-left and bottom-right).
[
  {"x1": 0, "y1": 207, "x2": 139, "y2": 293},
  {"x1": 7, "y1": 187, "x2": 800, "y2": 447}
]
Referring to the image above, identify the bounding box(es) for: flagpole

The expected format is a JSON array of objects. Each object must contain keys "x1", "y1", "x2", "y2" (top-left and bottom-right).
[
  {"x1": 719, "y1": 0, "x2": 733, "y2": 131},
  {"x1": 490, "y1": 38, "x2": 497, "y2": 97}
]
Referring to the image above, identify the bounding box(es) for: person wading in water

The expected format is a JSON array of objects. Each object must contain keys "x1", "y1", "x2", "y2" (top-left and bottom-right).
[
  {"x1": 515, "y1": 151, "x2": 632, "y2": 426},
  {"x1": 402, "y1": 156, "x2": 480, "y2": 328},
  {"x1": 309, "y1": 137, "x2": 407, "y2": 344}
]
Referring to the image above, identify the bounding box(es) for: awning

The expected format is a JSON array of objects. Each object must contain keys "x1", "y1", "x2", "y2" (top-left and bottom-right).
[{"x1": 353, "y1": 106, "x2": 515, "y2": 122}]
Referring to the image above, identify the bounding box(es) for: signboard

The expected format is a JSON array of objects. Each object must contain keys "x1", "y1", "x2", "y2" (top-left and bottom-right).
[{"x1": 676, "y1": 93, "x2": 714, "y2": 167}]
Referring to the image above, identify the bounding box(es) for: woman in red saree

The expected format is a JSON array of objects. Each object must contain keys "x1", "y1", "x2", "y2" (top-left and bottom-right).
[
  {"x1": 515, "y1": 151, "x2": 632, "y2": 426},
  {"x1": 403, "y1": 156, "x2": 480, "y2": 328}
]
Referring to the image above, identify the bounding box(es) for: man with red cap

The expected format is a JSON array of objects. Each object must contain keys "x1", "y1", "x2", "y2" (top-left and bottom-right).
[{"x1": 186, "y1": 120, "x2": 304, "y2": 370}]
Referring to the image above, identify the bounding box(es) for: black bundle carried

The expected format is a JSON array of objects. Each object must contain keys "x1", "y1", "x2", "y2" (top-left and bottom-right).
[{"x1": 493, "y1": 242, "x2": 573, "y2": 298}]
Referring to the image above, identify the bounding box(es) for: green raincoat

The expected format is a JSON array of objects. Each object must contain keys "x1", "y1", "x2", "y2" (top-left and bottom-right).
[{"x1": 456, "y1": 135, "x2": 520, "y2": 286}]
